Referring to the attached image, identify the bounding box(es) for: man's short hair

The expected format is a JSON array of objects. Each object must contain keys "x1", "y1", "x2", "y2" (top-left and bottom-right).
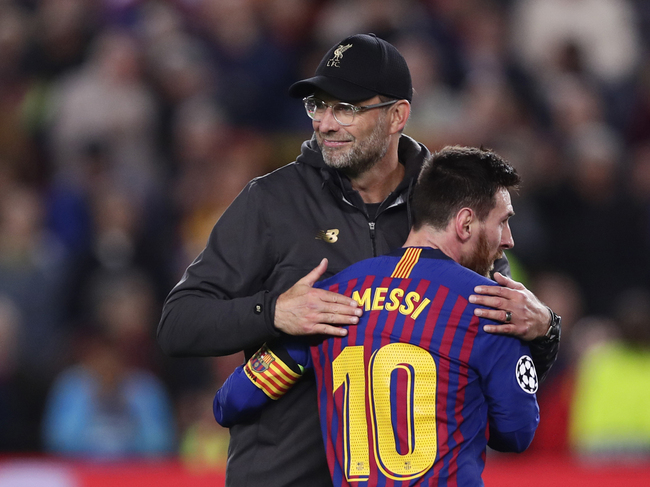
[{"x1": 411, "y1": 145, "x2": 521, "y2": 230}]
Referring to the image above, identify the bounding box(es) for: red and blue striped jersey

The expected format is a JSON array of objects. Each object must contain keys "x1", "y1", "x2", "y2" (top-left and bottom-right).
[{"x1": 311, "y1": 247, "x2": 539, "y2": 487}]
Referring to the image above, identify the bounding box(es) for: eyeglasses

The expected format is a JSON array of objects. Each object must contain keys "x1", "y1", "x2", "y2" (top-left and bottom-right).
[{"x1": 302, "y1": 96, "x2": 397, "y2": 126}]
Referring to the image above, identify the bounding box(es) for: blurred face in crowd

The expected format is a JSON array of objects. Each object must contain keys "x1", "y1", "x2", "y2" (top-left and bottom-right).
[
  {"x1": 460, "y1": 188, "x2": 515, "y2": 277},
  {"x1": 312, "y1": 93, "x2": 392, "y2": 178}
]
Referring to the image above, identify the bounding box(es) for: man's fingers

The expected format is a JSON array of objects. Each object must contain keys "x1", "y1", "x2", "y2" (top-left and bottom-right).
[
  {"x1": 296, "y1": 260, "x2": 360, "y2": 310},
  {"x1": 473, "y1": 307, "x2": 511, "y2": 322},
  {"x1": 301, "y1": 258, "x2": 329, "y2": 287},
  {"x1": 275, "y1": 260, "x2": 367, "y2": 337},
  {"x1": 317, "y1": 308, "x2": 361, "y2": 324},
  {"x1": 472, "y1": 283, "x2": 510, "y2": 298},
  {"x1": 483, "y1": 320, "x2": 538, "y2": 341},
  {"x1": 318, "y1": 289, "x2": 360, "y2": 309},
  {"x1": 315, "y1": 324, "x2": 349, "y2": 337},
  {"x1": 493, "y1": 272, "x2": 525, "y2": 290},
  {"x1": 483, "y1": 323, "x2": 519, "y2": 335},
  {"x1": 469, "y1": 293, "x2": 508, "y2": 310},
  {"x1": 472, "y1": 274, "x2": 548, "y2": 341}
]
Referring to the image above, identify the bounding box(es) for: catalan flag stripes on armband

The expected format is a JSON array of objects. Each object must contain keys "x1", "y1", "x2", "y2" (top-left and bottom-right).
[{"x1": 243, "y1": 344, "x2": 303, "y2": 400}]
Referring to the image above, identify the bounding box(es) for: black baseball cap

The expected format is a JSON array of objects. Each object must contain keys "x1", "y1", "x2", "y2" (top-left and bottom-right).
[{"x1": 289, "y1": 33, "x2": 412, "y2": 103}]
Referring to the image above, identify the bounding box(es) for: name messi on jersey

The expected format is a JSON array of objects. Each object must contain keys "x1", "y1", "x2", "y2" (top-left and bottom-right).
[{"x1": 352, "y1": 287, "x2": 431, "y2": 320}]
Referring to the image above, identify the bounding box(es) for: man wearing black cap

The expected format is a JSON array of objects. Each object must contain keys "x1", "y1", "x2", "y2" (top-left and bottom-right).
[{"x1": 158, "y1": 33, "x2": 560, "y2": 487}]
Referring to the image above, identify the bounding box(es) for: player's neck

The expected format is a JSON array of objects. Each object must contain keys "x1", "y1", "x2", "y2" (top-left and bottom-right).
[{"x1": 403, "y1": 228, "x2": 461, "y2": 263}]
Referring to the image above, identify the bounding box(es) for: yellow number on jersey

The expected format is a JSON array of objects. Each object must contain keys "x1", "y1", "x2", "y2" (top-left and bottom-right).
[{"x1": 332, "y1": 343, "x2": 437, "y2": 482}]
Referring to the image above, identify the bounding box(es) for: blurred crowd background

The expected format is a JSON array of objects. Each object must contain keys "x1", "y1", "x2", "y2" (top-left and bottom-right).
[{"x1": 1, "y1": 0, "x2": 650, "y2": 469}]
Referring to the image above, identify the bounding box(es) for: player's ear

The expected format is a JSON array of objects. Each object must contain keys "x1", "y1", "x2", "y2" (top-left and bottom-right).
[{"x1": 455, "y1": 207, "x2": 474, "y2": 242}]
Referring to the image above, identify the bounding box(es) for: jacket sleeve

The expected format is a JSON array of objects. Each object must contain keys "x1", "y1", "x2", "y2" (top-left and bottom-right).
[
  {"x1": 528, "y1": 334, "x2": 560, "y2": 383},
  {"x1": 158, "y1": 181, "x2": 281, "y2": 357},
  {"x1": 491, "y1": 254, "x2": 560, "y2": 382},
  {"x1": 213, "y1": 340, "x2": 310, "y2": 427}
]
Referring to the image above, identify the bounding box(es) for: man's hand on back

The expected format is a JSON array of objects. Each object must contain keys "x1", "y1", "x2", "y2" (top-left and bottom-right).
[
  {"x1": 469, "y1": 272, "x2": 551, "y2": 341},
  {"x1": 275, "y1": 258, "x2": 362, "y2": 337}
]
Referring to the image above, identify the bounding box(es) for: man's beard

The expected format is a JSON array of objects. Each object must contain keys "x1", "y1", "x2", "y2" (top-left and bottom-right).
[
  {"x1": 460, "y1": 229, "x2": 503, "y2": 278},
  {"x1": 317, "y1": 113, "x2": 391, "y2": 178}
]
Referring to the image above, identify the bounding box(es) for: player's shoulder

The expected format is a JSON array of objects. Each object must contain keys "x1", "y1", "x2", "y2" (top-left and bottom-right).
[
  {"x1": 416, "y1": 252, "x2": 495, "y2": 294},
  {"x1": 316, "y1": 256, "x2": 383, "y2": 290}
]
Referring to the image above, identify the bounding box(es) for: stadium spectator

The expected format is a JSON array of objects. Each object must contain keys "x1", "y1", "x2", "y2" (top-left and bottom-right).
[
  {"x1": 569, "y1": 288, "x2": 650, "y2": 461},
  {"x1": 42, "y1": 329, "x2": 176, "y2": 459},
  {"x1": 42, "y1": 270, "x2": 176, "y2": 459}
]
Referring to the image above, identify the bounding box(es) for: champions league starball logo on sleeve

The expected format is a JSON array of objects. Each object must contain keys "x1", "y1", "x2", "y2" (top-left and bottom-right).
[{"x1": 515, "y1": 355, "x2": 538, "y2": 394}]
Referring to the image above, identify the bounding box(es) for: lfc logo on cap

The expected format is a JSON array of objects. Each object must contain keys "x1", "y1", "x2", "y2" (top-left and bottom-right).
[{"x1": 327, "y1": 43, "x2": 352, "y2": 67}]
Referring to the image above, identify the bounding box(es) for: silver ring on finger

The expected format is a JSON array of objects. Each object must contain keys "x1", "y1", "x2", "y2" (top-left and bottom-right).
[{"x1": 504, "y1": 311, "x2": 512, "y2": 323}]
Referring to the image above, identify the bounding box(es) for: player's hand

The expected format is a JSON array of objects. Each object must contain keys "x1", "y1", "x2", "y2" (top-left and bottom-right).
[
  {"x1": 274, "y1": 258, "x2": 362, "y2": 337},
  {"x1": 469, "y1": 272, "x2": 550, "y2": 341}
]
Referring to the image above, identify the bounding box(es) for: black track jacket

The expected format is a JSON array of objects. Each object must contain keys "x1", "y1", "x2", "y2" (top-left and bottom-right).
[{"x1": 158, "y1": 134, "x2": 558, "y2": 486}]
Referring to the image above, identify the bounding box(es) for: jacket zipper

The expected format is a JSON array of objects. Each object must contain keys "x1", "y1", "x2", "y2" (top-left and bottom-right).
[{"x1": 369, "y1": 221, "x2": 377, "y2": 256}]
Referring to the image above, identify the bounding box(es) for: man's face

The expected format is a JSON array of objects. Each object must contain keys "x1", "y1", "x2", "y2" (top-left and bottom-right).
[
  {"x1": 313, "y1": 95, "x2": 392, "y2": 178},
  {"x1": 460, "y1": 188, "x2": 515, "y2": 277}
]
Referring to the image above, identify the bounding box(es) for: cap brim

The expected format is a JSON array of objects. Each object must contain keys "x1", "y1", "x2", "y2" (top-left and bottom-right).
[{"x1": 289, "y1": 76, "x2": 378, "y2": 103}]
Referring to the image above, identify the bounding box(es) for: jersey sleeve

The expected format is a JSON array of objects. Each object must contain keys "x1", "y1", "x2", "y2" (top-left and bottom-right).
[
  {"x1": 478, "y1": 330, "x2": 540, "y2": 453},
  {"x1": 490, "y1": 254, "x2": 560, "y2": 383},
  {"x1": 213, "y1": 339, "x2": 311, "y2": 427}
]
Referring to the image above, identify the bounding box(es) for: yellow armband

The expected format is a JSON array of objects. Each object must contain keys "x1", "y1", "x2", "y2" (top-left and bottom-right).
[{"x1": 244, "y1": 344, "x2": 303, "y2": 400}]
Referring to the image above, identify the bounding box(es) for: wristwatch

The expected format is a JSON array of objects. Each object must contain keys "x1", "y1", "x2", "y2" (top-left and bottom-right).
[{"x1": 542, "y1": 306, "x2": 561, "y2": 342}]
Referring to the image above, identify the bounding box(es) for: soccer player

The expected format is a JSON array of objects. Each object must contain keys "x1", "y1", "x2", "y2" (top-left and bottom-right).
[{"x1": 214, "y1": 146, "x2": 540, "y2": 486}]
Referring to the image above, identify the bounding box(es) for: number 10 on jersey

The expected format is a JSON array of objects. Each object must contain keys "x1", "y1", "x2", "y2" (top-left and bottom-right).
[{"x1": 331, "y1": 343, "x2": 438, "y2": 482}]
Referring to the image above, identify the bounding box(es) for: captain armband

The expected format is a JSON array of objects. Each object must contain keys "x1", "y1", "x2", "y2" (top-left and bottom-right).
[{"x1": 244, "y1": 343, "x2": 304, "y2": 400}]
